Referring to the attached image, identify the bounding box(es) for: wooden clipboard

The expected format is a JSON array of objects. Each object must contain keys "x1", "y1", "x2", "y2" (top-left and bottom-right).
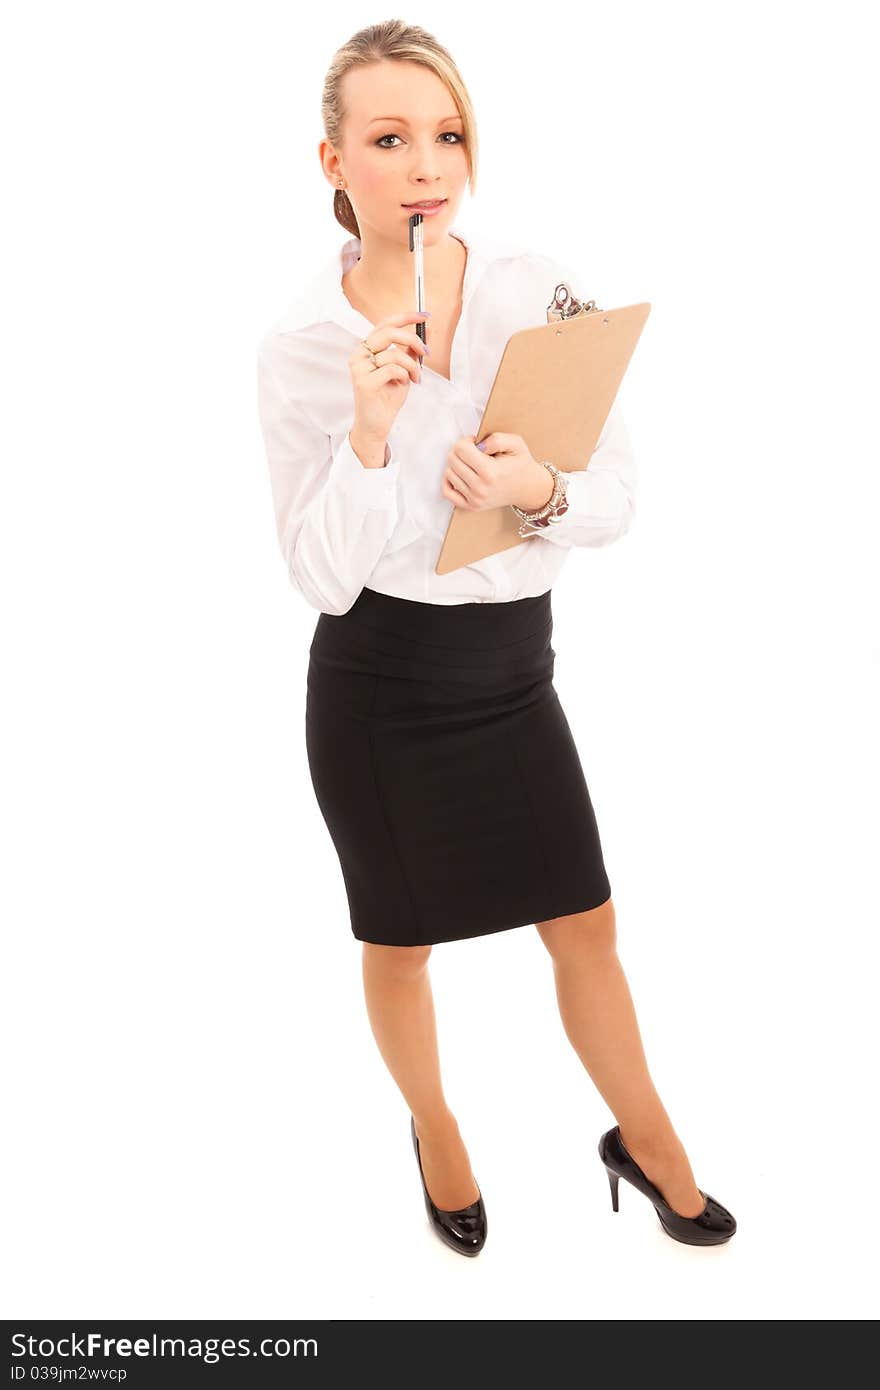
[{"x1": 435, "y1": 289, "x2": 651, "y2": 575}]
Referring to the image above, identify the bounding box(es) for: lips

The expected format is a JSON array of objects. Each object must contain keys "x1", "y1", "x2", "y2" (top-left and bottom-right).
[{"x1": 402, "y1": 199, "x2": 447, "y2": 209}]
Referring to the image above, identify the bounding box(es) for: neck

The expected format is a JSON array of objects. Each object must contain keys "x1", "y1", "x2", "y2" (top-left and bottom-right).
[{"x1": 347, "y1": 227, "x2": 464, "y2": 305}]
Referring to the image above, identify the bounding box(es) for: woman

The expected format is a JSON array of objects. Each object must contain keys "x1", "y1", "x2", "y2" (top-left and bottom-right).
[{"x1": 257, "y1": 20, "x2": 737, "y2": 1256}]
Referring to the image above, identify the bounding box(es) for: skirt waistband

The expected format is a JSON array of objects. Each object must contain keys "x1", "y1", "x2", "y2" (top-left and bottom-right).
[
  {"x1": 320, "y1": 585, "x2": 554, "y2": 652},
  {"x1": 308, "y1": 586, "x2": 556, "y2": 717},
  {"x1": 309, "y1": 587, "x2": 556, "y2": 715}
]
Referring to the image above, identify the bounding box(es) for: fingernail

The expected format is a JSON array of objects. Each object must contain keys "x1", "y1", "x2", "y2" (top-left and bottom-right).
[
  {"x1": 422, "y1": 311, "x2": 432, "y2": 316},
  {"x1": 424, "y1": 345, "x2": 431, "y2": 355},
  {"x1": 477, "y1": 441, "x2": 488, "y2": 451}
]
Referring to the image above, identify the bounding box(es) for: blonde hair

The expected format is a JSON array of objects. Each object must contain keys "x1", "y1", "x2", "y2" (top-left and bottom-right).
[{"x1": 321, "y1": 19, "x2": 478, "y2": 237}]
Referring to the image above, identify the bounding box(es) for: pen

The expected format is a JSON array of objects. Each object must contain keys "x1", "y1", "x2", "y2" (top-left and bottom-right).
[{"x1": 409, "y1": 212, "x2": 427, "y2": 346}]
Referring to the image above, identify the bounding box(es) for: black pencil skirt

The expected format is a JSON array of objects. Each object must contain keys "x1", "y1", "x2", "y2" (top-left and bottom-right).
[{"x1": 304, "y1": 586, "x2": 611, "y2": 947}]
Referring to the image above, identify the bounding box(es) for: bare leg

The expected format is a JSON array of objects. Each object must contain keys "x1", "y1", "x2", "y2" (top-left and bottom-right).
[
  {"x1": 536, "y1": 898, "x2": 706, "y2": 1217},
  {"x1": 361, "y1": 941, "x2": 479, "y2": 1210}
]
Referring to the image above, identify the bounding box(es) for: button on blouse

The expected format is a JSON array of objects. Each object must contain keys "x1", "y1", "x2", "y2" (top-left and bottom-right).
[{"x1": 257, "y1": 226, "x2": 637, "y2": 614}]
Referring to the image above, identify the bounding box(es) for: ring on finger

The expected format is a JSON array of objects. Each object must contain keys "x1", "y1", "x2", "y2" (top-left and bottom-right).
[{"x1": 362, "y1": 339, "x2": 380, "y2": 369}]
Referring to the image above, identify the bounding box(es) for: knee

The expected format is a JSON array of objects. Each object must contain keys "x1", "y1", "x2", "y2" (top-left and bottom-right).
[
  {"x1": 536, "y1": 895, "x2": 617, "y2": 960},
  {"x1": 362, "y1": 941, "x2": 433, "y2": 980}
]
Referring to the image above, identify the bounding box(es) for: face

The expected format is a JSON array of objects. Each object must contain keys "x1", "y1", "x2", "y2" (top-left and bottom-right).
[{"x1": 323, "y1": 60, "x2": 470, "y2": 243}]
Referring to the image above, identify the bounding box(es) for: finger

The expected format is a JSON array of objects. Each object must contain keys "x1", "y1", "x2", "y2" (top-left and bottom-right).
[
  {"x1": 388, "y1": 346, "x2": 422, "y2": 382},
  {"x1": 460, "y1": 437, "x2": 494, "y2": 465},
  {"x1": 372, "y1": 315, "x2": 431, "y2": 349},
  {"x1": 441, "y1": 475, "x2": 472, "y2": 507},
  {"x1": 355, "y1": 359, "x2": 411, "y2": 392},
  {"x1": 371, "y1": 362, "x2": 411, "y2": 389},
  {"x1": 445, "y1": 460, "x2": 474, "y2": 495},
  {"x1": 365, "y1": 327, "x2": 428, "y2": 360},
  {"x1": 449, "y1": 464, "x2": 489, "y2": 509},
  {"x1": 451, "y1": 439, "x2": 490, "y2": 475},
  {"x1": 475, "y1": 432, "x2": 517, "y2": 454},
  {"x1": 358, "y1": 346, "x2": 421, "y2": 384},
  {"x1": 448, "y1": 455, "x2": 481, "y2": 490}
]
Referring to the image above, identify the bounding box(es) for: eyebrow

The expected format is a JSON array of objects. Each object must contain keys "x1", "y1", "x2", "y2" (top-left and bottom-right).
[{"x1": 366, "y1": 115, "x2": 463, "y2": 126}]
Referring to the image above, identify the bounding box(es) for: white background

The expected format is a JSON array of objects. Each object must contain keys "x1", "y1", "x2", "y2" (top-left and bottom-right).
[{"x1": 3, "y1": 0, "x2": 878, "y2": 1321}]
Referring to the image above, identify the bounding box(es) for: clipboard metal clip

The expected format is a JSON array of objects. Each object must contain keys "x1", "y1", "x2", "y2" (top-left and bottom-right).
[{"x1": 546, "y1": 281, "x2": 603, "y2": 323}]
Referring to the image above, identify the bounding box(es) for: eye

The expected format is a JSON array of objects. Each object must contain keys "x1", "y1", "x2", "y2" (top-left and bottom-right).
[{"x1": 375, "y1": 132, "x2": 464, "y2": 148}]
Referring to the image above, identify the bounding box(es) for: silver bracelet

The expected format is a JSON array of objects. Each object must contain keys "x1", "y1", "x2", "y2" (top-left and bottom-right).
[{"x1": 510, "y1": 462, "x2": 569, "y2": 538}]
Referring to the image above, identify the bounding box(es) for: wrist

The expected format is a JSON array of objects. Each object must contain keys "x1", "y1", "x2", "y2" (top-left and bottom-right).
[
  {"x1": 512, "y1": 461, "x2": 556, "y2": 511},
  {"x1": 349, "y1": 428, "x2": 390, "y2": 469}
]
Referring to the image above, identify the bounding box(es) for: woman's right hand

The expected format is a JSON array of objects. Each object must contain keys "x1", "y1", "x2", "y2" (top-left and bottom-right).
[{"x1": 348, "y1": 311, "x2": 430, "y2": 447}]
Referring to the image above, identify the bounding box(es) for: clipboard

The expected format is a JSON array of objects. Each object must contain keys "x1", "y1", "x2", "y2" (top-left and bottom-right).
[{"x1": 435, "y1": 284, "x2": 651, "y2": 575}]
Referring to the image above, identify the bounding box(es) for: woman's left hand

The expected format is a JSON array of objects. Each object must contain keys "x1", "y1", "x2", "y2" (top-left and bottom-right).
[{"x1": 441, "y1": 432, "x2": 552, "y2": 512}]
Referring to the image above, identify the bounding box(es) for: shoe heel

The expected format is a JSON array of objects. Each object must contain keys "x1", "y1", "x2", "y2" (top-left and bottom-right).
[
  {"x1": 605, "y1": 1165, "x2": 620, "y2": 1212},
  {"x1": 598, "y1": 1125, "x2": 737, "y2": 1245}
]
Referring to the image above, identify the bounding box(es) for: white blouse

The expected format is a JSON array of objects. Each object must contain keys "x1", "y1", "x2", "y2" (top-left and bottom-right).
[{"x1": 256, "y1": 225, "x2": 638, "y2": 613}]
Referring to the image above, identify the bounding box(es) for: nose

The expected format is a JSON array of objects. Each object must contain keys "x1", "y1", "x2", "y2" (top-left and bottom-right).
[{"x1": 406, "y1": 142, "x2": 448, "y2": 184}]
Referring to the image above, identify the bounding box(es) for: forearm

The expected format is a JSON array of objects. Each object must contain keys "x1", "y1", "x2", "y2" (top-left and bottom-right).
[
  {"x1": 349, "y1": 427, "x2": 391, "y2": 470},
  {"x1": 283, "y1": 431, "x2": 401, "y2": 614},
  {"x1": 530, "y1": 402, "x2": 638, "y2": 550}
]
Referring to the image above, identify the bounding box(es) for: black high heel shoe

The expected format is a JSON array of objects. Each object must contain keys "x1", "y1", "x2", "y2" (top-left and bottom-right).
[
  {"x1": 410, "y1": 1115, "x2": 487, "y2": 1257},
  {"x1": 599, "y1": 1125, "x2": 737, "y2": 1246}
]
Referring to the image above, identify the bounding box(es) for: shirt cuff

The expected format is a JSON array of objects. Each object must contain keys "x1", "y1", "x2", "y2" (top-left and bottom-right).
[
  {"x1": 327, "y1": 431, "x2": 401, "y2": 509},
  {"x1": 527, "y1": 401, "x2": 637, "y2": 547}
]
